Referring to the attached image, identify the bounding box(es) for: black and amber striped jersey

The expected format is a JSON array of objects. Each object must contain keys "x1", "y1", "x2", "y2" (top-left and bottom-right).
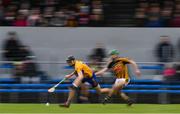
[{"x1": 107, "y1": 57, "x2": 131, "y2": 80}]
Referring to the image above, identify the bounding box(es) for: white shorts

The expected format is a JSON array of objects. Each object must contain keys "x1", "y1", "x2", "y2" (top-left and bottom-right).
[{"x1": 114, "y1": 78, "x2": 130, "y2": 86}]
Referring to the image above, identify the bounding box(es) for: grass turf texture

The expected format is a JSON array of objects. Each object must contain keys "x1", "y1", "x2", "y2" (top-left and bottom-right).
[{"x1": 0, "y1": 104, "x2": 180, "y2": 113}]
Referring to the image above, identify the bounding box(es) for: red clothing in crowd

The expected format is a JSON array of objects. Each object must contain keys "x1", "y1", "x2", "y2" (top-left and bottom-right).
[
  {"x1": 13, "y1": 19, "x2": 28, "y2": 26},
  {"x1": 169, "y1": 16, "x2": 180, "y2": 27}
]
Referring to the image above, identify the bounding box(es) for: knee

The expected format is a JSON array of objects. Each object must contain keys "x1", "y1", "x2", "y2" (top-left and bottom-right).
[
  {"x1": 113, "y1": 85, "x2": 120, "y2": 90},
  {"x1": 112, "y1": 86, "x2": 121, "y2": 94},
  {"x1": 69, "y1": 83, "x2": 79, "y2": 90},
  {"x1": 94, "y1": 85, "x2": 102, "y2": 94}
]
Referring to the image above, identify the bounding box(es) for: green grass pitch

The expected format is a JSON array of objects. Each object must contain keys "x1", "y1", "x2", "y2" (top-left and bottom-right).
[{"x1": 0, "y1": 104, "x2": 180, "y2": 114}]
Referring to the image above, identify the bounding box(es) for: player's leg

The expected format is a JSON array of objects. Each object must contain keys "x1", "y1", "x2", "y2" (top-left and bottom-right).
[
  {"x1": 60, "y1": 77, "x2": 82, "y2": 108},
  {"x1": 94, "y1": 84, "x2": 110, "y2": 94},
  {"x1": 79, "y1": 83, "x2": 89, "y2": 102},
  {"x1": 118, "y1": 92, "x2": 129, "y2": 101},
  {"x1": 102, "y1": 78, "x2": 126, "y2": 104},
  {"x1": 117, "y1": 92, "x2": 133, "y2": 106},
  {"x1": 86, "y1": 73, "x2": 110, "y2": 94},
  {"x1": 117, "y1": 79, "x2": 133, "y2": 106}
]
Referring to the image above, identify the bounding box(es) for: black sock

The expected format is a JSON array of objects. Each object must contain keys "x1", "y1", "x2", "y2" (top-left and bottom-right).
[
  {"x1": 105, "y1": 95, "x2": 111, "y2": 101},
  {"x1": 126, "y1": 98, "x2": 133, "y2": 103}
]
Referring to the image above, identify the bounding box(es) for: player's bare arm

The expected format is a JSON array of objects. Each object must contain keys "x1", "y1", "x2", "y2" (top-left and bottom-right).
[
  {"x1": 95, "y1": 67, "x2": 108, "y2": 76},
  {"x1": 129, "y1": 60, "x2": 141, "y2": 76},
  {"x1": 65, "y1": 71, "x2": 76, "y2": 79},
  {"x1": 95, "y1": 59, "x2": 112, "y2": 76}
]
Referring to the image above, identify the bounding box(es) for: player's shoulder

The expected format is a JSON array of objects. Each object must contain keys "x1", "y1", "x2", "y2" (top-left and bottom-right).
[
  {"x1": 118, "y1": 57, "x2": 130, "y2": 60},
  {"x1": 75, "y1": 60, "x2": 84, "y2": 67},
  {"x1": 76, "y1": 60, "x2": 84, "y2": 64},
  {"x1": 117, "y1": 57, "x2": 132, "y2": 62}
]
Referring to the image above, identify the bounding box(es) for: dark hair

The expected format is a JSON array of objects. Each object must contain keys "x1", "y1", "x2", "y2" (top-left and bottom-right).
[{"x1": 66, "y1": 55, "x2": 75, "y2": 62}]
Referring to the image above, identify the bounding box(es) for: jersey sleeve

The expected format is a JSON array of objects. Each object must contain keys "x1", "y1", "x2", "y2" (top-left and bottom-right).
[
  {"x1": 107, "y1": 61, "x2": 113, "y2": 68},
  {"x1": 75, "y1": 63, "x2": 83, "y2": 73}
]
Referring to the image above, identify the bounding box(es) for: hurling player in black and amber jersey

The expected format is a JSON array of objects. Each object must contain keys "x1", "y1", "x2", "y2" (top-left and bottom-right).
[{"x1": 95, "y1": 50, "x2": 141, "y2": 106}]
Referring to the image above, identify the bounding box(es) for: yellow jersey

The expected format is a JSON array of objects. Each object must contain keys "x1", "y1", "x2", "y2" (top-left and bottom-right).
[
  {"x1": 107, "y1": 57, "x2": 131, "y2": 81},
  {"x1": 74, "y1": 60, "x2": 93, "y2": 78}
]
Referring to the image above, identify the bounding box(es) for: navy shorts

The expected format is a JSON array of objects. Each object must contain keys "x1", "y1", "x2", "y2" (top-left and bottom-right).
[{"x1": 82, "y1": 73, "x2": 98, "y2": 88}]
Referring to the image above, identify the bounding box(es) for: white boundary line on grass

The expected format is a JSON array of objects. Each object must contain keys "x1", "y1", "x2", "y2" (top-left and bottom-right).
[{"x1": 1, "y1": 112, "x2": 179, "y2": 114}]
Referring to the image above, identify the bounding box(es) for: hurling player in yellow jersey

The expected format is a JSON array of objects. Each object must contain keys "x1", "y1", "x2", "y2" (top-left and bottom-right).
[
  {"x1": 60, "y1": 56, "x2": 110, "y2": 108},
  {"x1": 95, "y1": 50, "x2": 141, "y2": 106}
]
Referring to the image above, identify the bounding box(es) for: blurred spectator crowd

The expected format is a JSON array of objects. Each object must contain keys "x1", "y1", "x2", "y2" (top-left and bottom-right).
[
  {"x1": 135, "y1": 0, "x2": 180, "y2": 27},
  {"x1": 2, "y1": 31, "x2": 180, "y2": 83},
  {"x1": 1, "y1": 0, "x2": 180, "y2": 27},
  {"x1": 1, "y1": 31, "x2": 46, "y2": 83},
  {"x1": 155, "y1": 36, "x2": 180, "y2": 82},
  {"x1": 0, "y1": 0, "x2": 104, "y2": 27}
]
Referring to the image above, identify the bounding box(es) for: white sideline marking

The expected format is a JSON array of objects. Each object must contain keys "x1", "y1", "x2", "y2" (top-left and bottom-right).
[{"x1": 0, "y1": 112, "x2": 180, "y2": 114}]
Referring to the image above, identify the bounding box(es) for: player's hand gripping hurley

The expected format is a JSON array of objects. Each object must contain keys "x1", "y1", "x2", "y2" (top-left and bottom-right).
[{"x1": 48, "y1": 78, "x2": 66, "y2": 92}]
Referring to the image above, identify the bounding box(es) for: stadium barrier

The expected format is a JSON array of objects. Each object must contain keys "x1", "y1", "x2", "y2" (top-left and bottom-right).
[
  {"x1": 0, "y1": 78, "x2": 164, "y2": 83},
  {"x1": 0, "y1": 89, "x2": 180, "y2": 94},
  {"x1": 0, "y1": 83, "x2": 180, "y2": 94},
  {"x1": 0, "y1": 62, "x2": 179, "y2": 103},
  {"x1": 1, "y1": 83, "x2": 180, "y2": 88}
]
